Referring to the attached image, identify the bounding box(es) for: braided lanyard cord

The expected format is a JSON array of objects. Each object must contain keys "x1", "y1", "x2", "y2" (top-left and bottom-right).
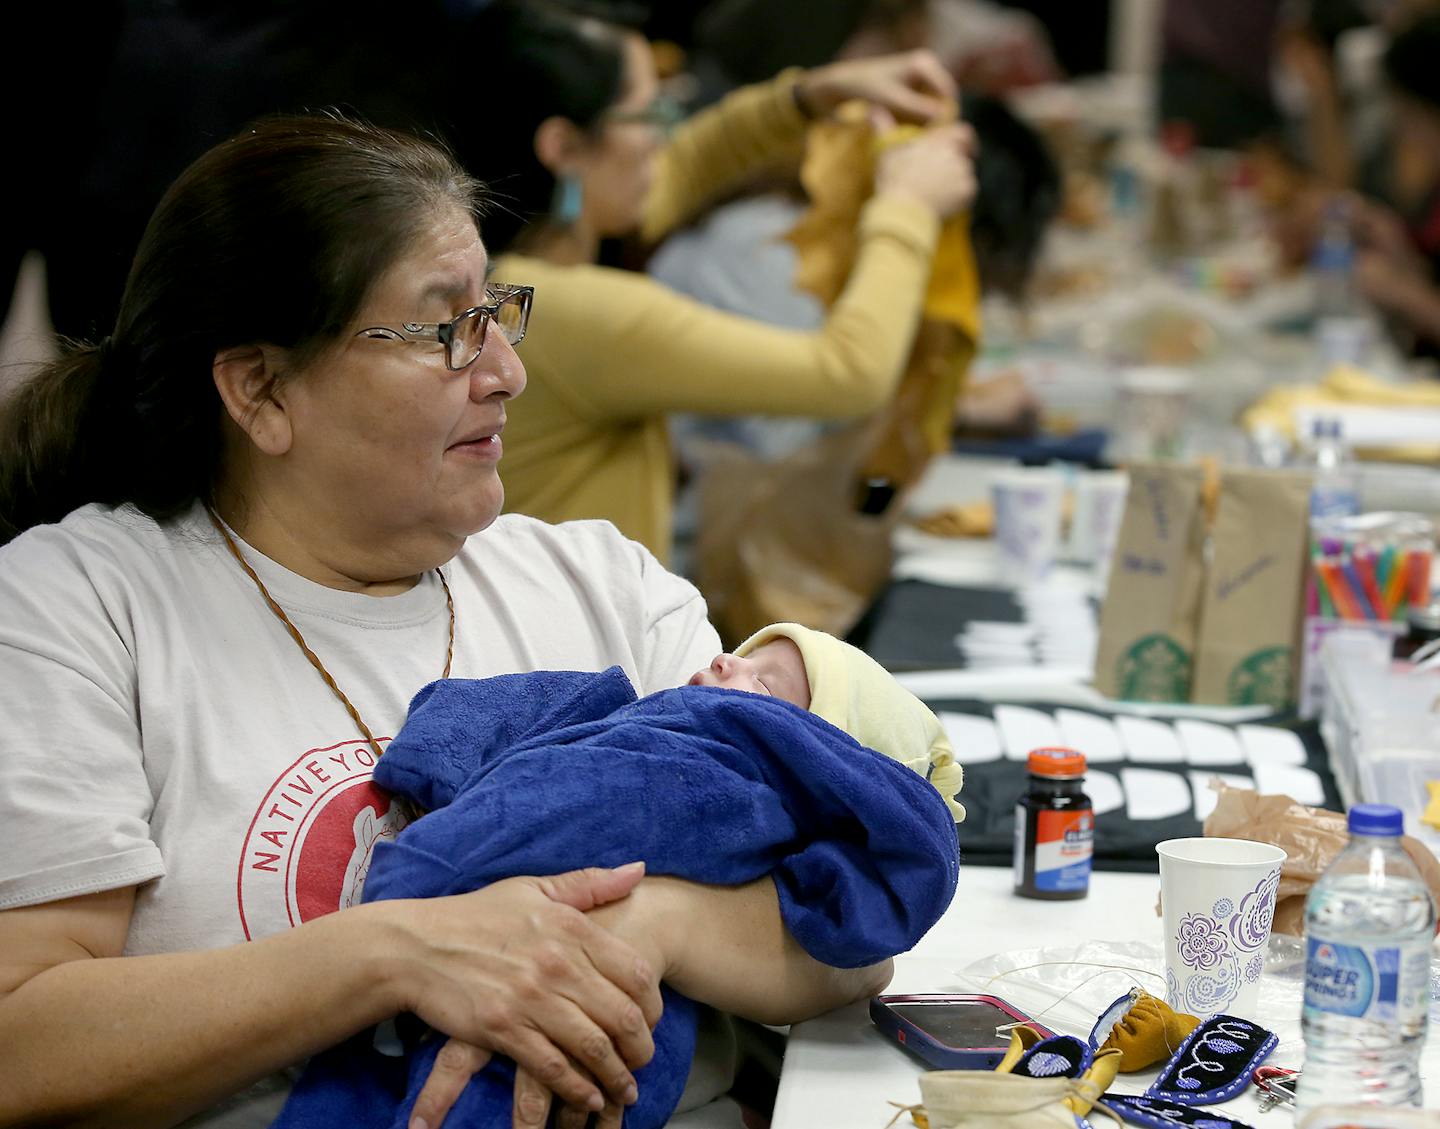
[{"x1": 205, "y1": 506, "x2": 454, "y2": 761}]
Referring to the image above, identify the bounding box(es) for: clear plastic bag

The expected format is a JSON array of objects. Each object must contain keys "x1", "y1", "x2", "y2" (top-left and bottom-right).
[{"x1": 956, "y1": 937, "x2": 1307, "y2": 1081}]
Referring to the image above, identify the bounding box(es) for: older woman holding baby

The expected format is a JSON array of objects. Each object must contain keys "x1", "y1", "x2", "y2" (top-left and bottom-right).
[{"x1": 0, "y1": 112, "x2": 924, "y2": 1129}]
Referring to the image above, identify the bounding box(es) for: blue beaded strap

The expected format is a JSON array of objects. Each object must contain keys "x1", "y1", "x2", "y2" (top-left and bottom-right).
[
  {"x1": 1143, "y1": 1015, "x2": 1277, "y2": 1106},
  {"x1": 1099, "y1": 1093, "x2": 1256, "y2": 1129},
  {"x1": 1012, "y1": 1033, "x2": 1094, "y2": 1080}
]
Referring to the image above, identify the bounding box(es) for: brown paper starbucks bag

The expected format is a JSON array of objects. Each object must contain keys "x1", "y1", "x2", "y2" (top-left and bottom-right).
[
  {"x1": 1191, "y1": 469, "x2": 1313, "y2": 708},
  {"x1": 1094, "y1": 463, "x2": 1208, "y2": 702}
]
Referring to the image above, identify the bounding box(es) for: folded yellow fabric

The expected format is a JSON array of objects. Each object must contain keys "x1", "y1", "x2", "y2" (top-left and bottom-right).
[
  {"x1": 1242, "y1": 364, "x2": 1440, "y2": 462},
  {"x1": 1098, "y1": 993, "x2": 1201, "y2": 1072},
  {"x1": 785, "y1": 100, "x2": 980, "y2": 461},
  {"x1": 735, "y1": 622, "x2": 965, "y2": 821}
]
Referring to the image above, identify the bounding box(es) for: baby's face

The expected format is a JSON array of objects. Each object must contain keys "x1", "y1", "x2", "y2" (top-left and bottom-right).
[{"x1": 687, "y1": 638, "x2": 812, "y2": 709}]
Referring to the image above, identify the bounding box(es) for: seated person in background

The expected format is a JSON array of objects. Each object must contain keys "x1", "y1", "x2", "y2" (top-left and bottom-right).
[
  {"x1": 1158, "y1": 0, "x2": 1286, "y2": 149},
  {"x1": 1264, "y1": 10, "x2": 1440, "y2": 360},
  {"x1": 279, "y1": 623, "x2": 965, "y2": 1129},
  {"x1": 1347, "y1": 11, "x2": 1440, "y2": 357},
  {"x1": 461, "y1": 0, "x2": 976, "y2": 563},
  {"x1": 653, "y1": 93, "x2": 1060, "y2": 466}
]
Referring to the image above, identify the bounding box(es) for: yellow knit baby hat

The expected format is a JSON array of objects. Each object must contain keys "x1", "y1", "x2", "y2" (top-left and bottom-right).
[{"x1": 735, "y1": 623, "x2": 965, "y2": 822}]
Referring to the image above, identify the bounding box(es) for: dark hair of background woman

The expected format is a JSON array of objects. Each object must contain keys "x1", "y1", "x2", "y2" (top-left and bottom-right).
[
  {"x1": 963, "y1": 95, "x2": 1061, "y2": 298},
  {"x1": 0, "y1": 114, "x2": 481, "y2": 545},
  {"x1": 1384, "y1": 10, "x2": 1440, "y2": 111},
  {"x1": 453, "y1": 0, "x2": 633, "y2": 253}
]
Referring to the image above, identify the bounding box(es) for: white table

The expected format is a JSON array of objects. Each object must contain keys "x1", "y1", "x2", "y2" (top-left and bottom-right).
[{"x1": 771, "y1": 865, "x2": 1440, "y2": 1127}]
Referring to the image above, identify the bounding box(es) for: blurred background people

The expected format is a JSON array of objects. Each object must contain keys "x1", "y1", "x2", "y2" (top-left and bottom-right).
[
  {"x1": 461, "y1": 1, "x2": 977, "y2": 562},
  {"x1": 1158, "y1": 0, "x2": 1287, "y2": 149}
]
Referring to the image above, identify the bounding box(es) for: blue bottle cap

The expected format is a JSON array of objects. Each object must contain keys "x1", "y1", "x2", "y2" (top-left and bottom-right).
[{"x1": 1348, "y1": 803, "x2": 1404, "y2": 837}]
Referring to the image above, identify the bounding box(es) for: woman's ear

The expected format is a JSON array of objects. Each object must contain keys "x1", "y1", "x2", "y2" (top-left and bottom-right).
[
  {"x1": 212, "y1": 344, "x2": 293, "y2": 456},
  {"x1": 533, "y1": 115, "x2": 585, "y2": 176}
]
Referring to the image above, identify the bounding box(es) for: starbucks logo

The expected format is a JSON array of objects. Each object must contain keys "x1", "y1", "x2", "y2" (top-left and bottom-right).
[
  {"x1": 1117, "y1": 634, "x2": 1192, "y2": 702},
  {"x1": 1226, "y1": 646, "x2": 1294, "y2": 709}
]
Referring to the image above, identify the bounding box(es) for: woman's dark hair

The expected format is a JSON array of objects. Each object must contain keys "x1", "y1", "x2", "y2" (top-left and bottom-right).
[
  {"x1": 1384, "y1": 11, "x2": 1440, "y2": 111},
  {"x1": 0, "y1": 113, "x2": 482, "y2": 544},
  {"x1": 963, "y1": 96, "x2": 1061, "y2": 299},
  {"x1": 454, "y1": 0, "x2": 631, "y2": 253},
  {"x1": 1304, "y1": 0, "x2": 1370, "y2": 55}
]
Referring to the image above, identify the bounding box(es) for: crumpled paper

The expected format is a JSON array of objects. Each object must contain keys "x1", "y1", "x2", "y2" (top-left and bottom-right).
[{"x1": 1203, "y1": 783, "x2": 1440, "y2": 936}]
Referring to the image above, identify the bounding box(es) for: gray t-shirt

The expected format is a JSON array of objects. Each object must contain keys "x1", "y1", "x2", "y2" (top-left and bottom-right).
[{"x1": 0, "y1": 501, "x2": 724, "y2": 1123}]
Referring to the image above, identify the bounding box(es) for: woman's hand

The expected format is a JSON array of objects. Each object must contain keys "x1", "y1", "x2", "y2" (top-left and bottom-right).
[
  {"x1": 381, "y1": 863, "x2": 663, "y2": 1127},
  {"x1": 874, "y1": 123, "x2": 978, "y2": 218},
  {"x1": 513, "y1": 881, "x2": 676, "y2": 1129},
  {"x1": 436, "y1": 879, "x2": 678, "y2": 1129},
  {"x1": 408, "y1": 1038, "x2": 489, "y2": 1129},
  {"x1": 1351, "y1": 196, "x2": 1423, "y2": 270},
  {"x1": 796, "y1": 49, "x2": 957, "y2": 124}
]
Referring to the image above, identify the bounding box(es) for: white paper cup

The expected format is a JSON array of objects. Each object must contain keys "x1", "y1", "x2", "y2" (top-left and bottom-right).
[
  {"x1": 1064, "y1": 470, "x2": 1130, "y2": 571},
  {"x1": 991, "y1": 467, "x2": 1066, "y2": 585},
  {"x1": 1156, "y1": 837, "x2": 1287, "y2": 1020},
  {"x1": 1315, "y1": 315, "x2": 1372, "y2": 369},
  {"x1": 1115, "y1": 367, "x2": 1193, "y2": 461}
]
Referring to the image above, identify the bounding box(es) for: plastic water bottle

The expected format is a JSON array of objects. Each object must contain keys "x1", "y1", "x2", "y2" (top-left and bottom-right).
[
  {"x1": 1306, "y1": 417, "x2": 1361, "y2": 519},
  {"x1": 1312, "y1": 198, "x2": 1373, "y2": 366},
  {"x1": 1296, "y1": 803, "x2": 1437, "y2": 1112},
  {"x1": 1313, "y1": 199, "x2": 1358, "y2": 320}
]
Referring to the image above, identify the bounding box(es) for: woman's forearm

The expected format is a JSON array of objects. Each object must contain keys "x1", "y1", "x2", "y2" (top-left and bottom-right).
[
  {"x1": 0, "y1": 902, "x2": 400, "y2": 1129},
  {"x1": 630, "y1": 876, "x2": 894, "y2": 1026},
  {"x1": 1385, "y1": 274, "x2": 1440, "y2": 345},
  {"x1": 641, "y1": 73, "x2": 807, "y2": 243}
]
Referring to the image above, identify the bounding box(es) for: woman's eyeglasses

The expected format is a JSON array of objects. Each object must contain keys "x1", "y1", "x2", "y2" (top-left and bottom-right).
[
  {"x1": 600, "y1": 95, "x2": 685, "y2": 134},
  {"x1": 356, "y1": 283, "x2": 534, "y2": 371}
]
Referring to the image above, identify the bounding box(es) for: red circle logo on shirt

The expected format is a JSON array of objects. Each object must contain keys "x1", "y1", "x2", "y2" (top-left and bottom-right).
[{"x1": 236, "y1": 738, "x2": 409, "y2": 940}]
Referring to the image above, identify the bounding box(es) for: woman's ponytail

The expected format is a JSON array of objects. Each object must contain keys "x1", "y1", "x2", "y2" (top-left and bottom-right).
[
  {"x1": 0, "y1": 343, "x2": 111, "y2": 544},
  {"x1": 0, "y1": 112, "x2": 483, "y2": 547}
]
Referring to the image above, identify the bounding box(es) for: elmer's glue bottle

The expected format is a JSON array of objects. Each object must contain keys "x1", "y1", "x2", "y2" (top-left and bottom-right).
[{"x1": 1014, "y1": 747, "x2": 1093, "y2": 900}]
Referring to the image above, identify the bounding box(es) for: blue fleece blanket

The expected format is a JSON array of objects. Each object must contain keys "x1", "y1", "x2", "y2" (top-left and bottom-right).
[{"x1": 275, "y1": 667, "x2": 959, "y2": 1129}]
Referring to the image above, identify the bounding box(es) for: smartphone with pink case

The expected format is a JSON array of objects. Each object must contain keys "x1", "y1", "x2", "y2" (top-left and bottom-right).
[{"x1": 869, "y1": 992, "x2": 1054, "y2": 1070}]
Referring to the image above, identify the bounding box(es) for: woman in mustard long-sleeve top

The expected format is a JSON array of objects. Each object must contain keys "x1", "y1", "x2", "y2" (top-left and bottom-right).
[{"x1": 466, "y1": 1, "x2": 977, "y2": 562}]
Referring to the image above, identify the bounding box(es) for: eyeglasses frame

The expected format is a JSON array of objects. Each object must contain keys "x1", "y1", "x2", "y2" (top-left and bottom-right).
[
  {"x1": 598, "y1": 94, "x2": 685, "y2": 134},
  {"x1": 356, "y1": 283, "x2": 534, "y2": 371}
]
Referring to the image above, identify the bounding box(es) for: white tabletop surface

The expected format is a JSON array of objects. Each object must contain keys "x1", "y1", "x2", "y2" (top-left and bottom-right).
[{"x1": 771, "y1": 864, "x2": 1440, "y2": 1127}]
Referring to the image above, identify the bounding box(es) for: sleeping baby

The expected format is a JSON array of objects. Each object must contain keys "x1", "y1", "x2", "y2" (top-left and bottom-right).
[{"x1": 277, "y1": 622, "x2": 964, "y2": 1129}]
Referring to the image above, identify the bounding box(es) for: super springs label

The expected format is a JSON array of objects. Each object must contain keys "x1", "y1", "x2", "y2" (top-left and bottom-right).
[{"x1": 1304, "y1": 936, "x2": 1429, "y2": 1025}]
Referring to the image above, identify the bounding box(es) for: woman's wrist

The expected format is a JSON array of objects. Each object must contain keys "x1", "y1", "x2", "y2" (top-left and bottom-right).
[
  {"x1": 792, "y1": 72, "x2": 823, "y2": 120},
  {"x1": 586, "y1": 876, "x2": 685, "y2": 983},
  {"x1": 331, "y1": 899, "x2": 417, "y2": 1022},
  {"x1": 872, "y1": 183, "x2": 939, "y2": 215}
]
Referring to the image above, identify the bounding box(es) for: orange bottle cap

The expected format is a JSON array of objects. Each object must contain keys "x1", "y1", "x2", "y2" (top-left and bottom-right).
[{"x1": 1027, "y1": 747, "x2": 1086, "y2": 777}]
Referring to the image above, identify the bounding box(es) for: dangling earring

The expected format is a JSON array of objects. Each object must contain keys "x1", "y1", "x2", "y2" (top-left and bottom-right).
[{"x1": 551, "y1": 173, "x2": 583, "y2": 226}]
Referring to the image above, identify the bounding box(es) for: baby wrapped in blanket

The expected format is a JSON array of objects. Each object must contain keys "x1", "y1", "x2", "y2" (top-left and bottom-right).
[{"x1": 277, "y1": 623, "x2": 965, "y2": 1129}]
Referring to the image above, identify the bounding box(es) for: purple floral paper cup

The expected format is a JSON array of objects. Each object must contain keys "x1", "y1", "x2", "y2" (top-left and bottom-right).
[{"x1": 1156, "y1": 837, "x2": 1287, "y2": 1020}]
